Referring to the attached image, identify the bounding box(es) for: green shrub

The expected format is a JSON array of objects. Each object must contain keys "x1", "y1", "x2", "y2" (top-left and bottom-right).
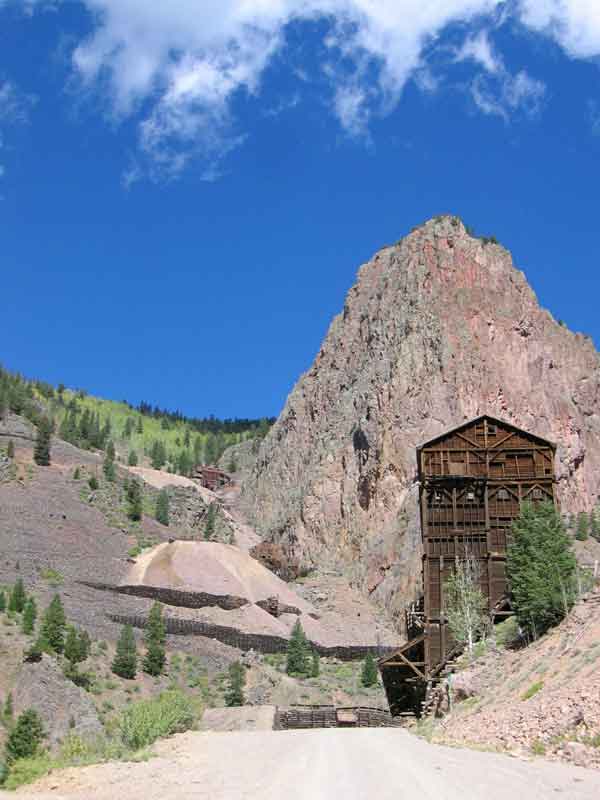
[
  {"x1": 118, "y1": 690, "x2": 196, "y2": 750},
  {"x1": 521, "y1": 680, "x2": 544, "y2": 701},
  {"x1": 2, "y1": 755, "x2": 52, "y2": 790},
  {"x1": 40, "y1": 568, "x2": 64, "y2": 587}
]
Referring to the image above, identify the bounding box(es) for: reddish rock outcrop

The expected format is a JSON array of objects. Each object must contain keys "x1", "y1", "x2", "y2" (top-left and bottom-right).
[{"x1": 244, "y1": 215, "x2": 600, "y2": 622}]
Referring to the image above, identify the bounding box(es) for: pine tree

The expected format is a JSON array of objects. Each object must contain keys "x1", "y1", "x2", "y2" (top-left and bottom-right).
[
  {"x1": 150, "y1": 440, "x2": 167, "y2": 470},
  {"x1": 591, "y1": 509, "x2": 600, "y2": 542},
  {"x1": 3, "y1": 692, "x2": 14, "y2": 722},
  {"x1": 136, "y1": 417, "x2": 143, "y2": 434},
  {"x1": 21, "y1": 597, "x2": 37, "y2": 635},
  {"x1": 103, "y1": 441, "x2": 116, "y2": 482},
  {"x1": 128, "y1": 450, "x2": 138, "y2": 467},
  {"x1": 0, "y1": 590, "x2": 6, "y2": 612},
  {"x1": 155, "y1": 489, "x2": 170, "y2": 526},
  {"x1": 123, "y1": 418, "x2": 135, "y2": 439},
  {"x1": 9, "y1": 578, "x2": 26, "y2": 614},
  {"x1": 310, "y1": 650, "x2": 320, "y2": 678},
  {"x1": 142, "y1": 602, "x2": 166, "y2": 676},
  {"x1": 5, "y1": 709, "x2": 45, "y2": 764},
  {"x1": 224, "y1": 661, "x2": 246, "y2": 707},
  {"x1": 575, "y1": 511, "x2": 589, "y2": 541},
  {"x1": 360, "y1": 652, "x2": 379, "y2": 687},
  {"x1": 64, "y1": 625, "x2": 90, "y2": 665},
  {"x1": 73, "y1": 466, "x2": 81, "y2": 480},
  {"x1": 204, "y1": 503, "x2": 216, "y2": 540},
  {"x1": 508, "y1": 502, "x2": 578, "y2": 637},
  {"x1": 126, "y1": 478, "x2": 143, "y2": 521},
  {"x1": 286, "y1": 619, "x2": 310, "y2": 675},
  {"x1": 33, "y1": 416, "x2": 52, "y2": 466},
  {"x1": 6, "y1": 440, "x2": 14, "y2": 459},
  {"x1": 112, "y1": 624, "x2": 137, "y2": 679},
  {"x1": 184, "y1": 429, "x2": 191, "y2": 448},
  {"x1": 88, "y1": 475, "x2": 99, "y2": 491},
  {"x1": 39, "y1": 594, "x2": 66, "y2": 654}
]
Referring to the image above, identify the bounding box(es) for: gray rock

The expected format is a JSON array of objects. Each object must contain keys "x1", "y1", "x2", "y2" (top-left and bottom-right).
[{"x1": 13, "y1": 654, "x2": 103, "y2": 750}]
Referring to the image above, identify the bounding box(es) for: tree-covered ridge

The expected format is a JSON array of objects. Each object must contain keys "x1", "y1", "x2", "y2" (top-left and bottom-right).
[{"x1": 0, "y1": 364, "x2": 273, "y2": 475}]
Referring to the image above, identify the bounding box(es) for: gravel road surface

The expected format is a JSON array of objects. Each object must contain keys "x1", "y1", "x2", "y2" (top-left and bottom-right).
[{"x1": 8, "y1": 728, "x2": 600, "y2": 799}]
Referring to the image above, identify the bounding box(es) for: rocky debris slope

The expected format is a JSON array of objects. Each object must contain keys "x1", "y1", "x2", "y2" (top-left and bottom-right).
[
  {"x1": 433, "y1": 590, "x2": 600, "y2": 768},
  {"x1": 13, "y1": 654, "x2": 103, "y2": 750},
  {"x1": 244, "y1": 216, "x2": 600, "y2": 620}
]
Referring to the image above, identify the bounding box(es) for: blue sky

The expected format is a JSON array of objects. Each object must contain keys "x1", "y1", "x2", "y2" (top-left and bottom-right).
[{"x1": 1, "y1": 1, "x2": 599, "y2": 419}]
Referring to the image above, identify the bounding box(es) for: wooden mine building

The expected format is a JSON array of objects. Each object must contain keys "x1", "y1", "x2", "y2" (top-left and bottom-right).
[
  {"x1": 379, "y1": 415, "x2": 557, "y2": 715},
  {"x1": 193, "y1": 465, "x2": 231, "y2": 491}
]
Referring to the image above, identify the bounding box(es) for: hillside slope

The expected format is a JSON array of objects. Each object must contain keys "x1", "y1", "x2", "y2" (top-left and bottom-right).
[
  {"x1": 430, "y1": 590, "x2": 600, "y2": 769},
  {"x1": 244, "y1": 215, "x2": 600, "y2": 621}
]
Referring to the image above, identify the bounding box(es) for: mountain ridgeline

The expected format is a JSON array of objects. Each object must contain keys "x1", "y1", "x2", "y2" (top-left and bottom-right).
[{"x1": 243, "y1": 215, "x2": 600, "y2": 622}]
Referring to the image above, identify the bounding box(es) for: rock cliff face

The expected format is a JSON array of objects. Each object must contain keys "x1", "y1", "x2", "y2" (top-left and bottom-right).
[{"x1": 244, "y1": 216, "x2": 600, "y2": 624}]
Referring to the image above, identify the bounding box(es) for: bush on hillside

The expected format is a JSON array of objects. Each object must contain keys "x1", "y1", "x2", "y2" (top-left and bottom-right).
[
  {"x1": 224, "y1": 661, "x2": 246, "y2": 707},
  {"x1": 507, "y1": 502, "x2": 578, "y2": 638},
  {"x1": 118, "y1": 690, "x2": 196, "y2": 750}
]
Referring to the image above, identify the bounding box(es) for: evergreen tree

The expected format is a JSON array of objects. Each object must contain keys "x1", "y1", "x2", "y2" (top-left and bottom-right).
[
  {"x1": 204, "y1": 503, "x2": 216, "y2": 540},
  {"x1": 73, "y1": 466, "x2": 81, "y2": 480},
  {"x1": 33, "y1": 416, "x2": 52, "y2": 466},
  {"x1": 508, "y1": 502, "x2": 578, "y2": 638},
  {"x1": 155, "y1": 489, "x2": 170, "y2": 526},
  {"x1": 123, "y1": 418, "x2": 135, "y2": 439},
  {"x1": 575, "y1": 511, "x2": 589, "y2": 541},
  {"x1": 112, "y1": 624, "x2": 137, "y2": 679},
  {"x1": 591, "y1": 509, "x2": 600, "y2": 542},
  {"x1": 136, "y1": 416, "x2": 143, "y2": 434},
  {"x1": 142, "y1": 602, "x2": 166, "y2": 676},
  {"x1": 128, "y1": 450, "x2": 138, "y2": 467},
  {"x1": 286, "y1": 620, "x2": 310, "y2": 676},
  {"x1": 184, "y1": 429, "x2": 191, "y2": 448},
  {"x1": 6, "y1": 440, "x2": 14, "y2": 459},
  {"x1": 9, "y1": 578, "x2": 26, "y2": 614},
  {"x1": 64, "y1": 625, "x2": 90, "y2": 665},
  {"x1": 0, "y1": 590, "x2": 5, "y2": 613},
  {"x1": 39, "y1": 594, "x2": 66, "y2": 654},
  {"x1": 21, "y1": 597, "x2": 37, "y2": 635},
  {"x1": 5, "y1": 709, "x2": 45, "y2": 764},
  {"x1": 88, "y1": 475, "x2": 99, "y2": 491},
  {"x1": 224, "y1": 661, "x2": 246, "y2": 707},
  {"x1": 150, "y1": 440, "x2": 167, "y2": 470},
  {"x1": 360, "y1": 652, "x2": 379, "y2": 688},
  {"x1": 103, "y1": 441, "x2": 116, "y2": 482},
  {"x1": 310, "y1": 650, "x2": 320, "y2": 678},
  {"x1": 204, "y1": 434, "x2": 217, "y2": 465},
  {"x1": 126, "y1": 478, "x2": 143, "y2": 522},
  {"x1": 3, "y1": 692, "x2": 13, "y2": 722}
]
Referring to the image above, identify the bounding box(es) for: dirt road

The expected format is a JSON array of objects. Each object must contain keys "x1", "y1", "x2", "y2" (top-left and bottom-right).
[{"x1": 9, "y1": 729, "x2": 600, "y2": 799}]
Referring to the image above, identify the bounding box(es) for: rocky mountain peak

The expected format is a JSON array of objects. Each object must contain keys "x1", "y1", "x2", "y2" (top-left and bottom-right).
[{"x1": 244, "y1": 215, "x2": 600, "y2": 623}]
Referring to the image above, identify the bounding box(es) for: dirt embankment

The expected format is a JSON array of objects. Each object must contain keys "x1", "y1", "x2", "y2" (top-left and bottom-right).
[{"x1": 430, "y1": 589, "x2": 600, "y2": 769}]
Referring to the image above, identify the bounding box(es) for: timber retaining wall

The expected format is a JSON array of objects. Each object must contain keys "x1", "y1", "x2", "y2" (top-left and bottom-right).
[
  {"x1": 275, "y1": 705, "x2": 402, "y2": 729},
  {"x1": 107, "y1": 612, "x2": 397, "y2": 661}
]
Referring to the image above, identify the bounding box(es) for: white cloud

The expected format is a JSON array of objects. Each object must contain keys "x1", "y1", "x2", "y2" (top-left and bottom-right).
[
  {"x1": 471, "y1": 69, "x2": 546, "y2": 121},
  {"x1": 456, "y1": 30, "x2": 503, "y2": 74},
  {"x1": 13, "y1": 1, "x2": 600, "y2": 179},
  {"x1": 454, "y1": 31, "x2": 546, "y2": 120},
  {"x1": 518, "y1": 0, "x2": 600, "y2": 59},
  {"x1": 0, "y1": 80, "x2": 35, "y2": 124}
]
